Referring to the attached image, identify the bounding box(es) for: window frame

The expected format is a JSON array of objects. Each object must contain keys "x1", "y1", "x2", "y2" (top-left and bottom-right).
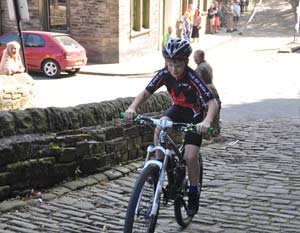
[
  {"x1": 131, "y1": 0, "x2": 151, "y2": 38},
  {"x1": 40, "y1": 0, "x2": 70, "y2": 33}
]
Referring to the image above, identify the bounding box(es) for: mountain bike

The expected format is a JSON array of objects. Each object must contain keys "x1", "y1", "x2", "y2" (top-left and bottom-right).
[{"x1": 122, "y1": 113, "x2": 205, "y2": 233}]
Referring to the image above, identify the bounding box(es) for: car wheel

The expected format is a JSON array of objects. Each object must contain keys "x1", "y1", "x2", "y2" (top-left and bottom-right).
[
  {"x1": 42, "y1": 59, "x2": 61, "y2": 78},
  {"x1": 67, "y1": 68, "x2": 80, "y2": 76}
]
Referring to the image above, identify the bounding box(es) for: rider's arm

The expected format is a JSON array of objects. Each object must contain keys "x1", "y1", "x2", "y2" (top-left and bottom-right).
[
  {"x1": 125, "y1": 89, "x2": 151, "y2": 119},
  {"x1": 198, "y1": 98, "x2": 219, "y2": 133}
]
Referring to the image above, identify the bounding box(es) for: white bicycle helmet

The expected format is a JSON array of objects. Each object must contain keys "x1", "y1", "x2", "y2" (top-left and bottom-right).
[{"x1": 162, "y1": 39, "x2": 192, "y2": 60}]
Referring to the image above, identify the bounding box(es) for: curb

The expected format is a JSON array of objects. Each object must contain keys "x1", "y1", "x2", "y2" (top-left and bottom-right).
[
  {"x1": 278, "y1": 41, "x2": 300, "y2": 53},
  {"x1": 79, "y1": 70, "x2": 156, "y2": 77},
  {"x1": 0, "y1": 160, "x2": 144, "y2": 214}
]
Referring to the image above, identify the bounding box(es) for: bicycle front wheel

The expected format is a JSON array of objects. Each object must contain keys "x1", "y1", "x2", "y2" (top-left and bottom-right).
[
  {"x1": 174, "y1": 155, "x2": 203, "y2": 228},
  {"x1": 124, "y1": 164, "x2": 160, "y2": 233}
]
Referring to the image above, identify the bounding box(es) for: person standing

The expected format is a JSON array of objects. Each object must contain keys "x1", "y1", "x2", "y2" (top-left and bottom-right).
[
  {"x1": 162, "y1": 26, "x2": 173, "y2": 46},
  {"x1": 240, "y1": 0, "x2": 245, "y2": 14},
  {"x1": 182, "y1": 11, "x2": 191, "y2": 41},
  {"x1": 233, "y1": 0, "x2": 241, "y2": 32},
  {"x1": 208, "y1": 3, "x2": 217, "y2": 34},
  {"x1": 194, "y1": 50, "x2": 213, "y2": 85},
  {"x1": 0, "y1": 41, "x2": 25, "y2": 75},
  {"x1": 175, "y1": 18, "x2": 183, "y2": 39},
  {"x1": 244, "y1": 0, "x2": 250, "y2": 12},
  {"x1": 225, "y1": 0, "x2": 234, "y2": 32},
  {"x1": 191, "y1": 8, "x2": 202, "y2": 43},
  {"x1": 214, "y1": 2, "x2": 221, "y2": 31}
]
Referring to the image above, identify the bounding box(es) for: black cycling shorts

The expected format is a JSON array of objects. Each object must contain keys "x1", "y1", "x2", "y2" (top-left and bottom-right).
[{"x1": 164, "y1": 105, "x2": 204, "y2": 147}]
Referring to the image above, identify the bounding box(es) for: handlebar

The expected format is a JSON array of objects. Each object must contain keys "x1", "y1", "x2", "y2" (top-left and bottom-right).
[{"x1": 120, "y1": 112, "x2": 213, "y2": 134}]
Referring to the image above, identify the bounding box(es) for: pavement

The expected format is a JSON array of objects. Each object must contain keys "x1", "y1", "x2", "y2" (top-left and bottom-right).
[
  {"x1": 79, "y1": 3, "x2": 264, "y2": 77},
  {"x1": 79, "y1": 34, "x2": 233, "y2": 76}
]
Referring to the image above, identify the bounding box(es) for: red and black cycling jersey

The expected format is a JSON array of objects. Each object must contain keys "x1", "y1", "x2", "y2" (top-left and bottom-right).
[{"x1": 146, "y1": 66, "x2": 215, "y2": 117}]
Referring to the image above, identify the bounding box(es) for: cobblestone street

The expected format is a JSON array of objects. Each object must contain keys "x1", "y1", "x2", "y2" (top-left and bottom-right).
[{"x1": 0, "y1": 118, "x2": 299, "y2": 232}]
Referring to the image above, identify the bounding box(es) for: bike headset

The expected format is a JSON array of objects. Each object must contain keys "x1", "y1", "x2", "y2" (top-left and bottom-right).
[{"x1": 162, "y1": 39, "x2": 192, "y2": 63}]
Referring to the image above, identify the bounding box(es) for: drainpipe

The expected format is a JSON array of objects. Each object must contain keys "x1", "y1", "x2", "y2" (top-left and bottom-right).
[
  {"x1": 294, "y1": 0, "x2": 300, "y2": 42},
  {"x1": 0, "y1": 0, "x2": 2, "y2": 34}
]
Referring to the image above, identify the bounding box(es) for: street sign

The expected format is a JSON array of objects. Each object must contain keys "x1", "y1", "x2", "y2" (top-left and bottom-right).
[{"x1": 7, "y1": 0, "x2": 29, "y2": 21}]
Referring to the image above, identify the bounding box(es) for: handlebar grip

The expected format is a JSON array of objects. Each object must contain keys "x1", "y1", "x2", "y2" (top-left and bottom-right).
[
  {"x1": 194, "y1": 124, "x2": 213, "y2": 134},
  {"x1": 120, "y1": 112, "x2": 125, "y2": 118}
]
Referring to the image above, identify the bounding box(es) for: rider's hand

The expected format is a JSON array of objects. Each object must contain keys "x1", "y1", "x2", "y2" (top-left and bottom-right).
[
  {"x1": 197, "y1": 120, "x2": 211, "y2": 134},
  {"x1": 124, "y1": 108, "x2": 136, "y2": 121}
]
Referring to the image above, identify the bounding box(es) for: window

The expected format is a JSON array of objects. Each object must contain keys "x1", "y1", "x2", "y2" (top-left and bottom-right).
[
  {"x1": 25, "y1": 34, "x2": 45, "y2": 47},
  {"x1": 132, "y1": 0, "x2": 150, "y2": 32},
  {"x1": 0, "y1": 33, "x2": 19, "y2": 46},
  {"x1": 47, "y1": 0, "x2": 69, "y2": 32},
  {"x1": 53, "y1": 35, "x2": 81, "y2": 49}
]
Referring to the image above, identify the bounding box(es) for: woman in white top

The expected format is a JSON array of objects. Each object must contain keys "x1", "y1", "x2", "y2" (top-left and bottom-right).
[
  {"x1": 232, "y1": 0, "x2": 241, "y2": 32},
  {"x1": 0, "y1": 41, "x2": 25, "y2": 75}
]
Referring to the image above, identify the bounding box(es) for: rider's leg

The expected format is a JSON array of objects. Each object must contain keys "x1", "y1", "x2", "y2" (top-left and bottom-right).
[
  {"x1": 184, "y1": 133, "x2": 202, "y2": 217},
  {"x1": 185, "y1": 145, "x2": 201, "y2": 217},
  {"x1": 184, "y1": 144, "x2": 200, "y2": 188}
]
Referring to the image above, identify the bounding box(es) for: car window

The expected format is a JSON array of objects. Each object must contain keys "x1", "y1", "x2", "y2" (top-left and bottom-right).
[
  {"x1": 0, "y1": 33, "x2": 19, "y2": 46},
  {"x1": 54, "y1": 35, "x2": 81, "y2": 49},
  {"x1": 25, "y1": 34, "x2": 45, "y2": 47}
]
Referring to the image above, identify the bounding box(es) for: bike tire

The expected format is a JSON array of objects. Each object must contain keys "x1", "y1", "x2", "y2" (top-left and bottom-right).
[
  {"x1": 174, "y1": 155, "x2": 203, "y2": 228},
  {"x1": 124, "y1": 164, "x2": 160, "y2": 233}
]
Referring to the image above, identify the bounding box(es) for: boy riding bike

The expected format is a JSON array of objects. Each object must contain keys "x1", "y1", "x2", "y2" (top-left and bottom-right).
[{"x1": 125, "y1": 39, "x2": 219, "y2": 216}]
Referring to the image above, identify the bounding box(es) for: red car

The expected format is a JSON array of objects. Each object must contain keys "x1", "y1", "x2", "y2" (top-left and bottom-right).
[{"x1": 0, "y1": 31, "x2": 87, "y2": 78}]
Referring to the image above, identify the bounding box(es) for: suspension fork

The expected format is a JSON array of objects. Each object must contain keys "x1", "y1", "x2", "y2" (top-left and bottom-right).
[
  {"x1": 149, "y1": 148, "x2": 171, "y2": 217},
  {"x1": 135, "y1": 145, "x2": 171, "y2": 217}
]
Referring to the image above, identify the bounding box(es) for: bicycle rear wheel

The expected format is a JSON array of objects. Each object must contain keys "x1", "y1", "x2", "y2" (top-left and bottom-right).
[
  {"x1": 124, "y1": 164, "x2": 160, "y2": 233},
  {"x1": 174, "y1": 155, "x2": 203, "y2": 228}
]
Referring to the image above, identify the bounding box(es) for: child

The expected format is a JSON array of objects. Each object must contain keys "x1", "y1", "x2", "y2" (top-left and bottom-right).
[{"x1": 125, "y1": 39, "x2": 218, "y2": 217}]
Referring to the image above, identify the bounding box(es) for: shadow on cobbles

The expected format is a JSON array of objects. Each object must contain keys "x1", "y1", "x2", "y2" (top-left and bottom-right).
[{"x1": 221, "y1": 98, "x2": 300, "y2": 122}]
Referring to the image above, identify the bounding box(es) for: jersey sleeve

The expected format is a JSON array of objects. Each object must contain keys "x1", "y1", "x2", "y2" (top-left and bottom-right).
[
  {"x1": 188, "y1": 69, "x2": 215, "y2": 103},
  {"x1": 145, "y1": 68, "x2": 168, "y2": 94}
]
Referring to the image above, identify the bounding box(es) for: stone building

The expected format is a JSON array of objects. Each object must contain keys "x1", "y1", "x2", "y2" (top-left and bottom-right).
[{"x1": 0, "y1": 0, "x2": 212, "y2": 64}]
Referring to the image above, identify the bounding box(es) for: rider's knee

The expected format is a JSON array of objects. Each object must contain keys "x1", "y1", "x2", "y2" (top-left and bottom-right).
[{"x1": 184, "y1": 152, "x2": 198, "y2": 163}]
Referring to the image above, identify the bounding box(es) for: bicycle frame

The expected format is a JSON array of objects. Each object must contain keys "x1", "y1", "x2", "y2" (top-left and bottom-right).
[
  {"x1": 123, "y1": 113, "x2": 205, "y2": 231},
  {"x1": 135, "y1": 125, "x2": 184, "y2": 219}
]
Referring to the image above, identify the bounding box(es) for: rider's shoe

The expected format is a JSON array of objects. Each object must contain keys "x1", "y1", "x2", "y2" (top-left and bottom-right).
[{"x1": 187, "y1": 192, "x2": 200, "y2": 217}]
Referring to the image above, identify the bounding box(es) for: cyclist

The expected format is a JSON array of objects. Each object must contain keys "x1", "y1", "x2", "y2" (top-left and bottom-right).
[{"x1": 125, "y1": 39, "x2": 219, "y2": 216}]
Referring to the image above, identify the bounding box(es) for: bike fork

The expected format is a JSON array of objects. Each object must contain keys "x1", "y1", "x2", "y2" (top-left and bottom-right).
[{"x1": 149, "y1": 168, "x2": 166, "y2": 217}]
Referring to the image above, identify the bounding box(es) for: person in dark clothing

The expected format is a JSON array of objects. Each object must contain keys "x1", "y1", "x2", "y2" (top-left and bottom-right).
[{"x1": 194, "y1": 50, "x2": 213, "y2": 84}]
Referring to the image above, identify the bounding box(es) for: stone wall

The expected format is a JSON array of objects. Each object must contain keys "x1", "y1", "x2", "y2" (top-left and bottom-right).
[
  {"x1": 0, "y1": 92, "x2": 172, "y2": 200},
  {"x1": 0, "y1": 73, "x2": 35, "y2": 111},
  {"x1": 0, "y1": 90, "x2": 221, "y2": 201}
]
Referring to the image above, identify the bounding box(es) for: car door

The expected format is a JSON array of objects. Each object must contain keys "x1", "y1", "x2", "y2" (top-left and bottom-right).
[{"x1": 24, "y1": 33, "x2": 46, "y2": 70}]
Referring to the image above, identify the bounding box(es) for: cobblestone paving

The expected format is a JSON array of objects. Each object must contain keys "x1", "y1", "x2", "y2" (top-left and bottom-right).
[{"x1": 0, "y1": 118, "x2": 299, "y2": 232}]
